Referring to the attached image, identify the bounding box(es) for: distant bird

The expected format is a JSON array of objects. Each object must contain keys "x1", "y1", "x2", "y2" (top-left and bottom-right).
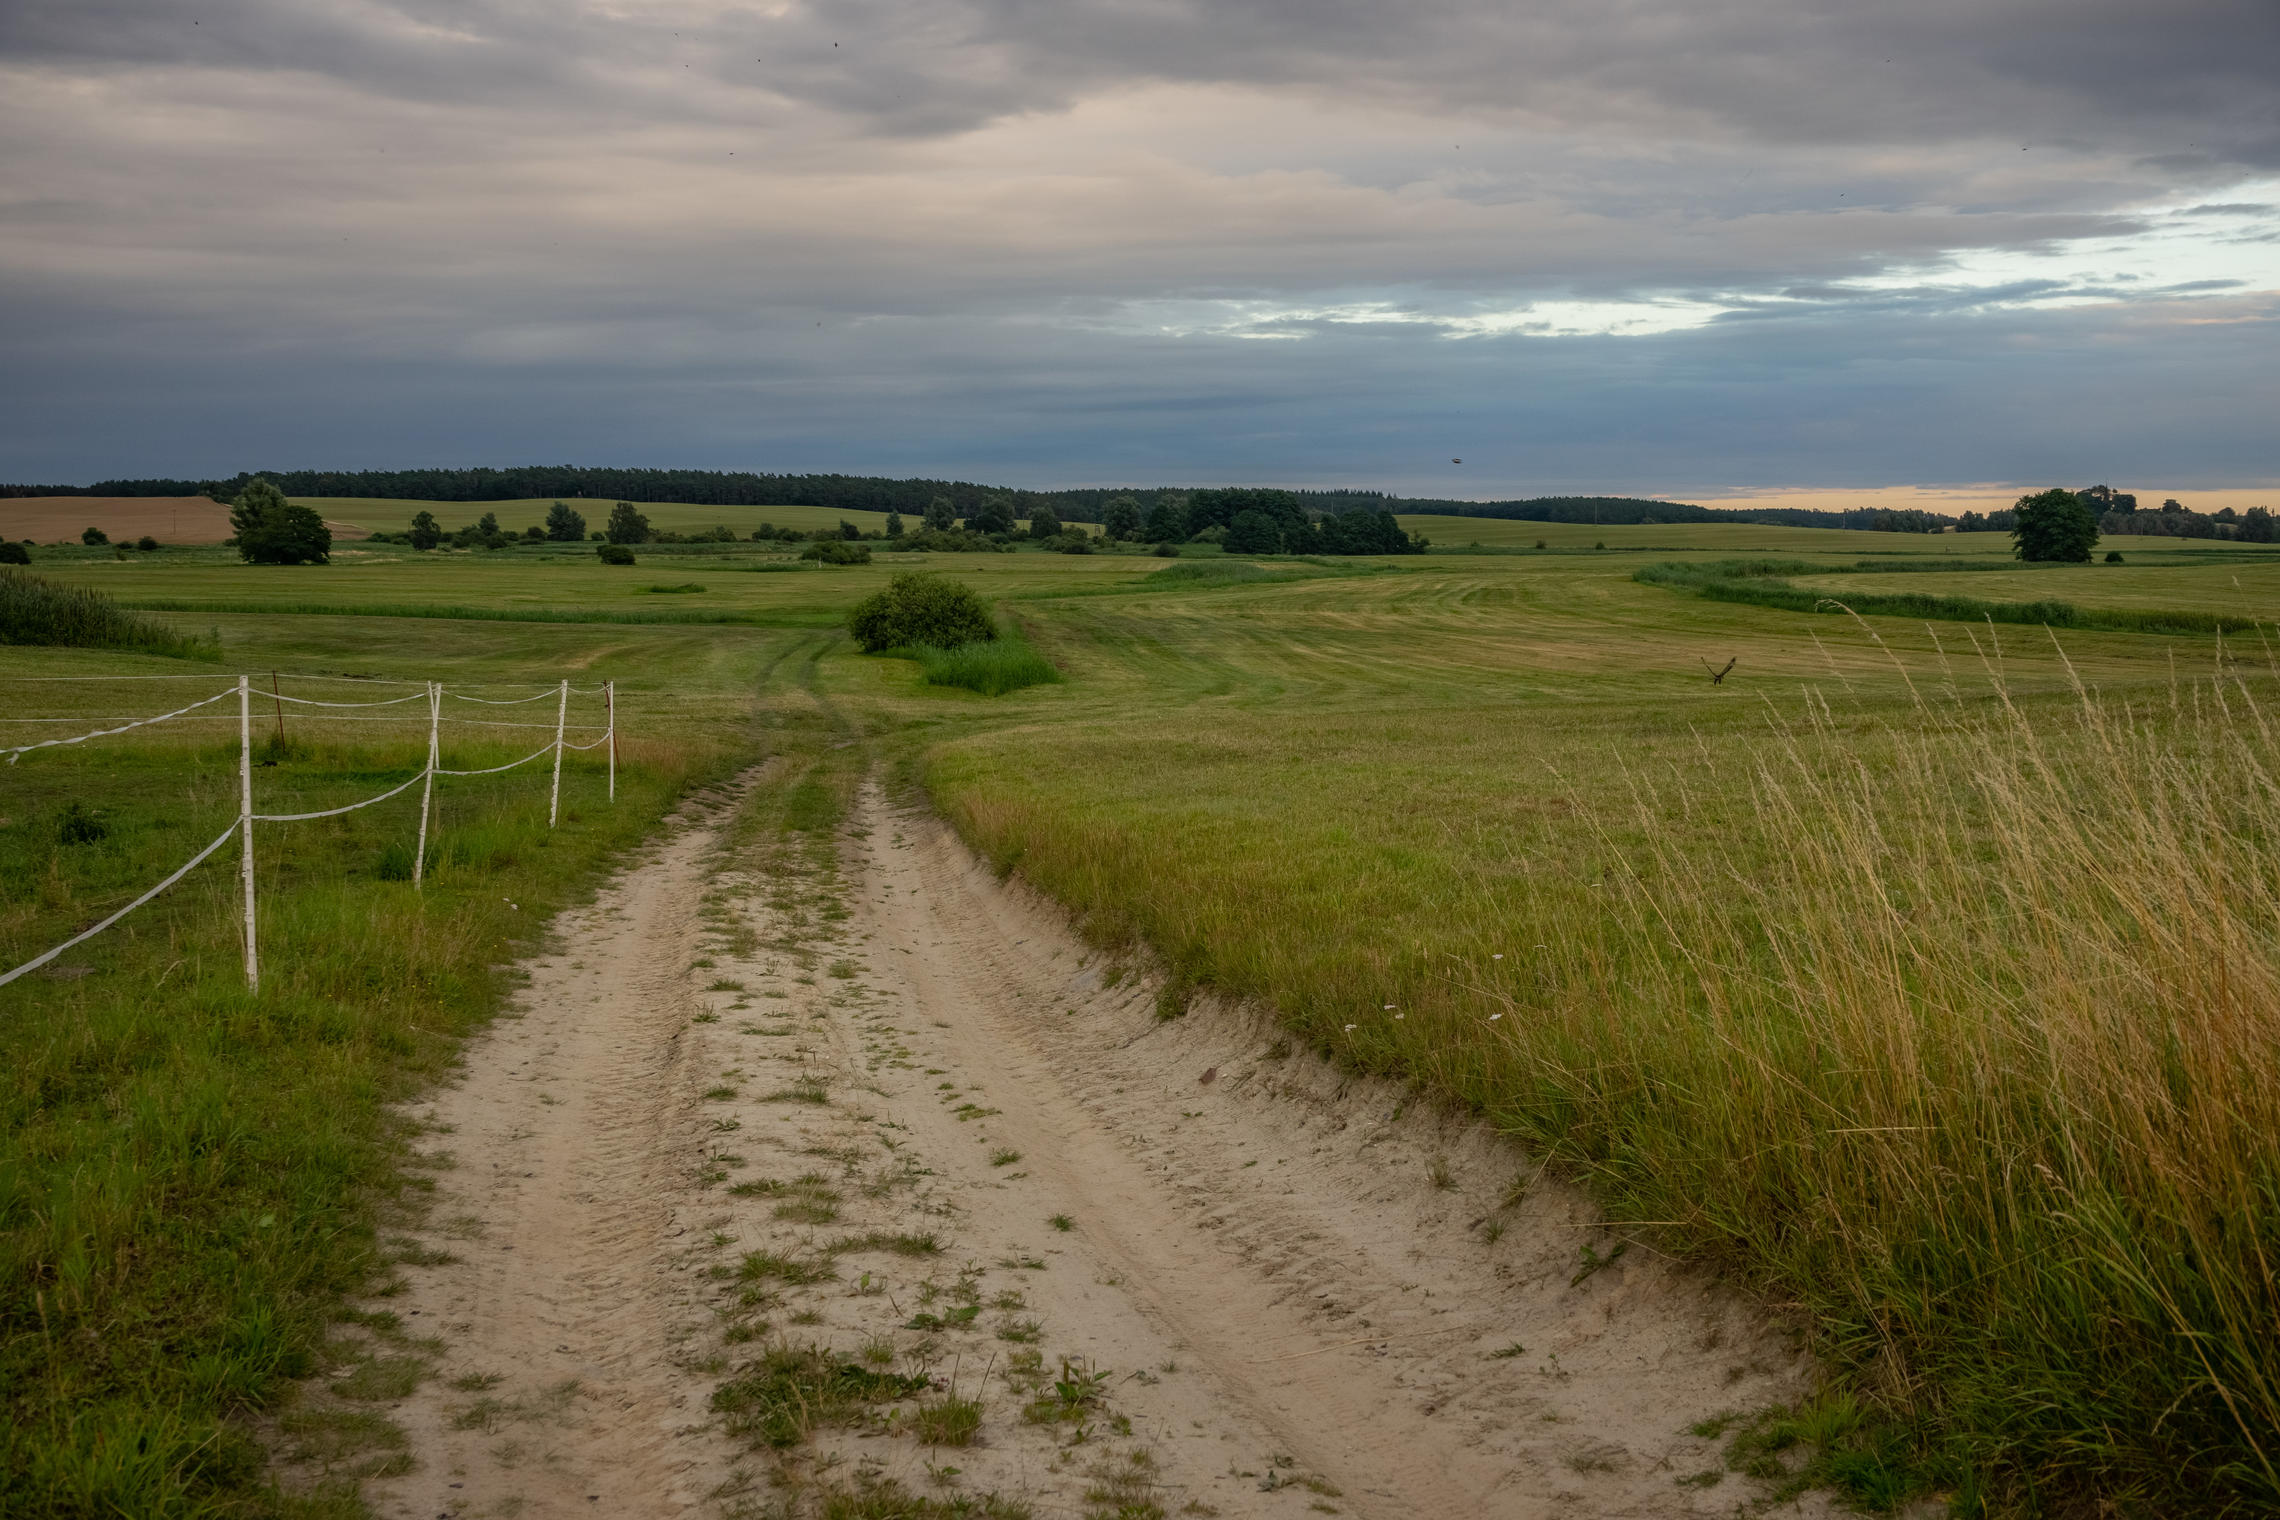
[{"x1": 1451, "y1": 457, "x2": 1462, "y2": 464}]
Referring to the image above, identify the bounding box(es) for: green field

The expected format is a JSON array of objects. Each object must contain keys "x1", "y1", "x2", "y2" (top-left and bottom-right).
[{"x1": 8, "y1": 523, "x2": 2280, "y2": 1515}]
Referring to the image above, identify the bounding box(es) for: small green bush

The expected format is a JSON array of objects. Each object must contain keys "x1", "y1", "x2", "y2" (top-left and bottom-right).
[
  {"x1": 0, "y1": 542, "x2": 27, "y2": 566},
  {"x1": 847, "y1": 573, "x2": 995, "y2": 653},
  {"x1": 800, "y1": 539, "x2": 871, "y2": 565},
  {"x1": 597, "y1": 543, "x2": 636, "y2": 566}
]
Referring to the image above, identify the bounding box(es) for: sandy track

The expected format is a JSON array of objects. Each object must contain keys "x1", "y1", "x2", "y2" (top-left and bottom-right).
[
  {"x1": 360, "y1": 787, "x2": 746, "y2": 1519},
  {"x1": 349, "y1": 775, "x2": 1821, "y2": 1518}
]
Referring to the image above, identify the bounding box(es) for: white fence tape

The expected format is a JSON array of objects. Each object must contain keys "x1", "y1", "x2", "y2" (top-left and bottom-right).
[
  {"x1": 253, "y1": 769, "x2": 429, "y2": 823},
  {"x1": 2, "y1": 673, "x2": 618, "y2": 991},
  {"x1": 3, "y1": 689, "x2": 236, "y2": 762},
  {"x1": 433, "y1": 741, "x2": 557, "y2": 776},
  {"x1": 0, "y1": 819, "x2": 240, "y2": 988},
  {"x1": 271, "y1": 690, "x2": 433, "y2": 709},
  {"x1": 446, "y1": 689, "x2": 561, "y2": 706}
]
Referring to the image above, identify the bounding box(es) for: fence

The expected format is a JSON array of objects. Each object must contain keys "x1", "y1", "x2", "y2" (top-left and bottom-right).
[{"x1": 0, "y1": 672, "x2": 617, "y2": 991}]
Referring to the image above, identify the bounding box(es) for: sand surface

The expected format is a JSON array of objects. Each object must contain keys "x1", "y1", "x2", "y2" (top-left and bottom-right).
[{"x1": 336, "y1": 776, "x2": 1824, "y2": 1518}]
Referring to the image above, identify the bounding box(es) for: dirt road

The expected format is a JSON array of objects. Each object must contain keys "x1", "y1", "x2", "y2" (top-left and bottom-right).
[{"x1": 348, "y1": 778, "x2": 1820, "y2": 1518}]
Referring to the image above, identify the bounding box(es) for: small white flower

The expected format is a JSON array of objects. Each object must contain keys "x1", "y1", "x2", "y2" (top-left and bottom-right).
[
  {"x1": 1489, "y1": 1013, "x2": 1503, "y2": 1021},
  {"x1": 1383, "y1": 1004, "x2": 1395, "y2": 1010},
  {"x1": 1394, "y1": 1013, "x2": 1404, "y2": 1020},
  {"x1": 1344, "y1": 1023, "x2": 1357, "y2": 1031},
  {"x1": 1492, "y1": 953, "x2": 1504, "y2": 960}
]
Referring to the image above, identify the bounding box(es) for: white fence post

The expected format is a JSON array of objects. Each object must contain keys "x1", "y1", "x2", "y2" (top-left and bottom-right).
[
  {"x1": 607, "y1": 680, "x2": 616, "y2": 803},
  {"x1": 548, "y1": 678, "x2": 568, "y2": 827},
  {"x1": 238, "y1": 674, "x2": 259, "y2": 991},
  {"x1": 414, "y1": 680, "x2": 439, "y2": 887}
]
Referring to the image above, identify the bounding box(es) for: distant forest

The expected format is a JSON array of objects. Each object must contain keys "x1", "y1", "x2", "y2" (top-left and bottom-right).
[{"x1": 6, "y1": 467, "x2": 1966, "y2": 533}]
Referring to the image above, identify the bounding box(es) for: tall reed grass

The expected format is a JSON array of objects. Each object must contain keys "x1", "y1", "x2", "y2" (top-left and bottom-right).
[
  {"x1": 1, "y1": 570, "x2": 216, "y2": 659},
  {"x1": 910, "y1": 639, "x2": 1061, "y2": 696},
  {"x1": 936, "y1": 631, "x2": 2280, "y2": 1510}
]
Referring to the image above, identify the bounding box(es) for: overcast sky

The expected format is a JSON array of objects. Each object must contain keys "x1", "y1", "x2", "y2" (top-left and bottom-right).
[{"x1": 3, "y1": 0, "x2": 2276, "y2": 497}]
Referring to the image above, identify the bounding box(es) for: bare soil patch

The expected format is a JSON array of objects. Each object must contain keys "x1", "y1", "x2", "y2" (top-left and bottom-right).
[{"x1": 0, "y1": 496, "x2": 234, "y2": 545}]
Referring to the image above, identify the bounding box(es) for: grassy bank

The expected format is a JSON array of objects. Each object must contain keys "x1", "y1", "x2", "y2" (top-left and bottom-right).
[
  {"x1": 903, "y1": 564, "x2": 2280, "y2": 1512},
  {"x1": 1638, "y1": 558, "x2": 2270, "y2": 636}
]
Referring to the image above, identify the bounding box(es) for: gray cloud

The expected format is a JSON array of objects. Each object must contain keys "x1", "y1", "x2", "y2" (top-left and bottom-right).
[{"x1": 1, "y1": 0, "x2": 2275, "y2": 487}]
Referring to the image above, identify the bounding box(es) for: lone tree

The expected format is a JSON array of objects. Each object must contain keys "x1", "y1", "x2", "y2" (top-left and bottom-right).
[
  {"x1": 604, "y1": 501, "x2": 651, "y2": 545},
  {"x1": 1027, "y1": 506, "x2": 1062, "y2": 541},
  {"x1": 544, "y1": 501, "x2": 587, "y2": 541},
  {"x1": 231, "y1": 477, "x2": 332, "y2": 564},
  {"x1": 81, "y1": 526, "x2": 108, "y2": 546},
  {"x1": 923, "y1": 496, "x2": 956, "y2": 532},
  {"x1": 408, "y1": 510, "x2": 442, "y2": 550},
  {"x1": 2012, "y1": 488, "x2": 2099, "y2": 563}
]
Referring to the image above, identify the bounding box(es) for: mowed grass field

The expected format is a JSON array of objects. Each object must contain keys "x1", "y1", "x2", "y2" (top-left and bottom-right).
[{"x1": 11, "y1": 523, "x2": 2280, "y2": 1514}]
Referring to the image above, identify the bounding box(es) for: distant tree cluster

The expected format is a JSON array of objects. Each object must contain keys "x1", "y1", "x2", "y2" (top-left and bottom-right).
[
  {"x1": 1956, "y1": 485, "x2": 2276, "y2": 544},
  {"x1": 1083, "y1": 487, "x2": 1423, "y2": 555}
]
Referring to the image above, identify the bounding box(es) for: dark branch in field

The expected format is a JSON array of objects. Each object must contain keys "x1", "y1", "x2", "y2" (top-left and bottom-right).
[{"x1": 1701, "y1": 656, "x2": 1737, "y2": 685}]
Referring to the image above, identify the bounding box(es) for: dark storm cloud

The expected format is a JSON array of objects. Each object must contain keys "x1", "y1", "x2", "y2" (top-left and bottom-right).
[
  {"x1": 8, "y1": 0, "x2": 2274, "y2": 158},
  {"x1": 1, "y1": 0, "x2": 2274, "y2": 488}
]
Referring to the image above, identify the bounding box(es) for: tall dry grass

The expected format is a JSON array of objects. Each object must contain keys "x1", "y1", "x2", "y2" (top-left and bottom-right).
[
  {"x1": 1527, "y1": 630, "x2": 2280, "y2": 1505},
  {"x1": 936, "y1": 627, "x2": 2280, "y2": 1509}
]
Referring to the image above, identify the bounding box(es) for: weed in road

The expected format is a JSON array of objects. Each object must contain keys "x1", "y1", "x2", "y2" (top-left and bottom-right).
[
  {"x1": 828, "y1": 1231, "x2": 943, "y2": 1258},
  {"x1": 1023, "y1": 1358, "x2": 1110, "y2": 1425},
  {"x1": 1083, "y1": 1448, "x2": 1167, "y2": 1520},
  {"x1": 710, "y1": 1344, "x2": 928, "y2": 1448},
  {"x1": 915, "y1": 1393, "x2": 984, "y2": 1446},
  {"x1": 1048, "y1": 1214, "x2": 1074, "y2": 1232},
  {"x1": 989, "y1": 1148, "x2": 1022, "y2": 1167},
  {"x1": 738, "y1": 1250, "x2": 836, "y2": 1286},
  {"x1": 763, "y1": 1077, "x2": 832, "y2": 1104}
]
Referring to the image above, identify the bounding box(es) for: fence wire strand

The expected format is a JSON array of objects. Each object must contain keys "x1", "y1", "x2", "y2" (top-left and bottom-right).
[
  {"x1": 4, "y1": 689, "x2": 237, "y2": 763},
  {"x1": 0, "y1": 820, "x2": 241, "y2": 987}
]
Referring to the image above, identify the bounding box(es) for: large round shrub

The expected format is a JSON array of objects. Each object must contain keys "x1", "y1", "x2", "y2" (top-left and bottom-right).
[{"x1": 847, "y1": 573, "x2": 995, "y2": 653}]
